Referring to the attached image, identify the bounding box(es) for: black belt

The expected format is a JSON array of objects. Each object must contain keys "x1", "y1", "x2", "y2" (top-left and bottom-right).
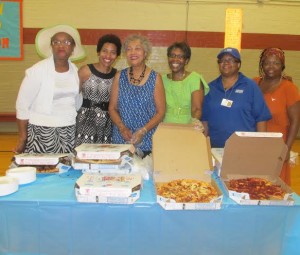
[{"x1": 82, "y1": 99, "x2": 109, "y2": 111}]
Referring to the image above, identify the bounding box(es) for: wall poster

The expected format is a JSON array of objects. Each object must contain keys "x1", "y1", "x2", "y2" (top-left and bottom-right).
[{"x1": 0, "y1": 0, "x2": 23, "y2": 60}]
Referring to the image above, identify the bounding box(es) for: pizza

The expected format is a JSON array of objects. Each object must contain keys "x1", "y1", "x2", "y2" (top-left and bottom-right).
[
  {"x1": 228, "y1": 177, "x2": 286, "y2": 200},
  {"x1": 156, "y1": 179, "x2": 218, "y2": 203},
  {"x1": 35, "y1": 165, "x2": 59, "y2": 173}
]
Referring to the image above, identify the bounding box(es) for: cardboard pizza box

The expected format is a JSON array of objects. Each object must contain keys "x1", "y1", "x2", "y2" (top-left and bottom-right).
[
  {"x1": 152, "y1": 123, "x2": 223, "y2": 210},
  {"x1": 13, "y1": 153, "x2": 72, "y2": 173},
  {"x1": 75, "y1": 191, "x2": 140, "y2": 204},
  {"x1": 14, "y1": 153, "x2": 69, "y2": 165},
  {"x1": 74, "y1": 172, "x2": 142, "y2": 204},
  {"x1": 72, "y1": 155, "x2": 132, "y2": 174},
  {"x1": 75, "y1": 143, "x2": 135, "y2": 160},
  {"x1": 219, "y1": 132, "x2": 294, "y2": 206}
]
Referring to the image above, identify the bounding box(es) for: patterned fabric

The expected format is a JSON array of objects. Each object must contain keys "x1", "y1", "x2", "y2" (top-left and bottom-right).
[
  {"x1": 112, "y1": 68, "x2": 157, "y2": 152},
  {"x1": 75, "y1": 64, "x2": 116, "y2": 146},
  {"x1": 25, "y1": 123, "x2": 75, "y2": 153}
]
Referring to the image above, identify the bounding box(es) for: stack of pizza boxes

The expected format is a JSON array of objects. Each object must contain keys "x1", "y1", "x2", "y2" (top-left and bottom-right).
[
  {"x1": 73, "y1": 143, "x2": 135, "y2": 174},
  {"x1": 215, "y1": 132, "x2": 294, "y2": 206},
  {"x1": 152, "y1": 123, "x2": 223, "y2": 210},
  {"x1": 74, "y1": 143, "x2": 142, "y2": 204}
]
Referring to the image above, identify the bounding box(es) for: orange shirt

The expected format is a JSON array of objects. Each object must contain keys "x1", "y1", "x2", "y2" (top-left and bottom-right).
[
  {"x1": 254, "y1": 78, "x2": 300, "y2": 185},
  {"x1": 254, "y1": 78, "x2": 300, "y2": 142}
]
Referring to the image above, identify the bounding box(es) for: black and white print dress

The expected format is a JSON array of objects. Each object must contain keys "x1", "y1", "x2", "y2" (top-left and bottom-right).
[{"x1": 75, "y1": 64, "x2": 116, "y2": 146}]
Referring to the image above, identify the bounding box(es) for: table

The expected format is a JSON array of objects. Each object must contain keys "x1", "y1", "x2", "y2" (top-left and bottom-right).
[{"x1": 0, "y1": 170, "x2": 300, "y2": 255}]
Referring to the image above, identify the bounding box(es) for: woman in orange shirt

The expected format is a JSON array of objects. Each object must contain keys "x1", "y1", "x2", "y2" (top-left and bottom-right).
[{"x1": 254, "y1": 48, "x2": 300, "y2": 185}]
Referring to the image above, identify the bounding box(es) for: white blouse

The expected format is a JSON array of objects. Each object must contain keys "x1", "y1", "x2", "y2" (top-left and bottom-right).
[{"x1": 16, "y1": 55, "x2": 79, "y2": 127}]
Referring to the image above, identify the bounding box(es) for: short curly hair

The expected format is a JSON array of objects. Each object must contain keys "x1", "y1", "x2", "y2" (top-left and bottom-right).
[
  {"x1": 167, "y1": 41, "x2": 191, "y2": 60},
  {"x1": 96, "y1": 34, "x2": 122, "y2": 56},
  {"x1": 122, "y1": 34, "x2": 152, "y2": 58}
]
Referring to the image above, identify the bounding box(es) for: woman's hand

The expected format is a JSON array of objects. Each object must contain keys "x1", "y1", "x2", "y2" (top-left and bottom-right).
[
  {"x1": 190, "y1": 118, "x2": 204, "y2": 132},
  {"x1": 119, "y1": 126, "x2": 133, "y2": 142},
  {"x1": 130, "y1": 127, "x2": 147, "y2": 145}
]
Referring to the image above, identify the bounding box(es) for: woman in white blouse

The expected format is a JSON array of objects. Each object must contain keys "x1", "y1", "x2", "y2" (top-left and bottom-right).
[{"x1": 14, "y1": 24, "x2": 86, "y2": 153}]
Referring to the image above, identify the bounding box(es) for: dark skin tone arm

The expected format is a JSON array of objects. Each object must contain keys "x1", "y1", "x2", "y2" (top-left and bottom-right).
[
  {"x1": 191, "y1": 81, "x2": 204, "y2": 120},
  {"x1": 13, "y1": 119, "x2": 28, "y2": 153},
  {"x1": 256, "y1": 121, "x2": 267, "y2": 132}
]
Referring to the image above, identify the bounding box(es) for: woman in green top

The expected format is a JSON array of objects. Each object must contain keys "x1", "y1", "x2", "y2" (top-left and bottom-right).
[{"x1": 162, "y1": 42, "x2": 209, "y2": 127}]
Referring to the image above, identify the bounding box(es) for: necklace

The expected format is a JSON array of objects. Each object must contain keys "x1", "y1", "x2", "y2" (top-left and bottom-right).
[{"x1": 129, "y1": 65, "x2": 146, "y2": 85}]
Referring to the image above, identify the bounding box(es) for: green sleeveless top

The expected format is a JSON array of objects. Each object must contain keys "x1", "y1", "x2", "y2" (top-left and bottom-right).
[{"x1": 162, "y1": 71, "x2": 209, "y2": 124}]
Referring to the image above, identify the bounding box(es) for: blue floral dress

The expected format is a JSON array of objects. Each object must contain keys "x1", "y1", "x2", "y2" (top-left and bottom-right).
[{"x1": 112, "y1": 68, "x2": 157, "y2": 152}]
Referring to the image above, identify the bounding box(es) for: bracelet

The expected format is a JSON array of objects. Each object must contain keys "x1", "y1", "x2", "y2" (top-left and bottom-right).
[{"x1": 139, "y1": 127, "x2": 147, "y2": 135}]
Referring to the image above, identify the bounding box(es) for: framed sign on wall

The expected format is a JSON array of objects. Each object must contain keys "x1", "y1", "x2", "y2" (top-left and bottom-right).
[{"x1": 0, "y1": 0, "x2": 23, "y2": 60}]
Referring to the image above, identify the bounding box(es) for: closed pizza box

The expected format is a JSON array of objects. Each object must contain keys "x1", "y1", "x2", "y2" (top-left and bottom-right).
[
  {"x1": 13, "y1": 153, "x2": 72, "y2": 173},
  {"x1": 15, "y1": 153, "x2": 69, "y2": 165},
  {"x1": 219, "y1": 132, "x2": 294, "y2": 206},
  {"x1": 75, "y1": 190, "x2": 140, "y2": 204},
  {"x1": 74, "y1": 172, "x2": 142, "y2": 204},
  {"x1": 75, "y1": 143, "x2": 135, "y2": 160},
  {"x1": 152, "y1": 123, "x2": 223, "y2": 210},
  {"x1": 72, "y1": 155, "x2": 132, "y2": 174}
]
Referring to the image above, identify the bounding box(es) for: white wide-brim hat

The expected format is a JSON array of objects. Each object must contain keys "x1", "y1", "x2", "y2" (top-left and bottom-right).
[{"x1": 35, "y1": 24, "x2": 86, "y2": 61}]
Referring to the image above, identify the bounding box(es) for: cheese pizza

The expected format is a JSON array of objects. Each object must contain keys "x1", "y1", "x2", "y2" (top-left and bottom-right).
[
  {"x1": 228, "y1": 177, "x2": 286, "y2": 200},
  {"x1": 156, "y1": 179, "x2": 218, "y2": 203}
]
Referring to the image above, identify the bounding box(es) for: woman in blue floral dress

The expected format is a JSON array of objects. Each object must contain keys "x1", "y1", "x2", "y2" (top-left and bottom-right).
[{"x1": 109, "y1": 34, "x2": 165, "y2": 156}]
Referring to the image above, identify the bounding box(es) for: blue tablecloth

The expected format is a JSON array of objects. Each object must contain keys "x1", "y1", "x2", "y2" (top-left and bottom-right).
[{"x1": 0, "y1": 170, "x2": 300, "y2": 255}]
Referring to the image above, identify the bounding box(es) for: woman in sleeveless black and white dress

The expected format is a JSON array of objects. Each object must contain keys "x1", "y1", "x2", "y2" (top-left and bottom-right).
[{"x1": 75, "y1": 34, "x2": 122, "y2": 146}]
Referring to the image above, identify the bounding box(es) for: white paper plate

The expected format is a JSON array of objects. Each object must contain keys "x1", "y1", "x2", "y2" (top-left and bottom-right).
[
  {"x1": 0, "y1": 176, "x2": 19, "y2": 196},
  {"x1": 6, "y1": 166, "x2": 36, "y2": 185}
]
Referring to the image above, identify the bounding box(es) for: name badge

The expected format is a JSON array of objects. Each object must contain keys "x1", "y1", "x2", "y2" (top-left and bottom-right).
[{"x1": 221, "y1": 98, "x2": 233, "y2": 108}]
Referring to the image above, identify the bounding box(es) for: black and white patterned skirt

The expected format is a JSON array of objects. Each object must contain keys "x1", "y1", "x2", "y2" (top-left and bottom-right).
[{"x1": 25, "y1": 123, "x2": 75, "y2": 153}]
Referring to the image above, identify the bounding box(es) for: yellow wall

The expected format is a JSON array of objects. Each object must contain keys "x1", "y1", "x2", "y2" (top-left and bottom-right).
[
  {"x1": 1, "y1": 0, "x2": 300, "y2": 121},
  {"x1": 23, "y1": 0, "x2": 300, "y2": 34}
]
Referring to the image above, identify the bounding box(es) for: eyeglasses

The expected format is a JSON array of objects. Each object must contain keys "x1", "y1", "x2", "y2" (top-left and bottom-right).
[
  {"x1": 168, "y1": 53, "x2": 186, "y2": 60},
  {"x1": 218, "y1": 58, "x2": 239, "y2": 64},
  {"x1": 51, "y1": 40, "x2": 73, "y2": 46}
]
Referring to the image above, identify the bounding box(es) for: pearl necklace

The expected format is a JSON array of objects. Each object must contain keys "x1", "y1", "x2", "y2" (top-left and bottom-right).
[{"x1": 129, "y1": 65, "x2": 146, "y2": 85}]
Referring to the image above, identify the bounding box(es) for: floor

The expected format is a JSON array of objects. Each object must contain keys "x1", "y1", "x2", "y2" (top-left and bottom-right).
[{"x1": 1, "y1": 133, "x2": 300, "y2": 194}]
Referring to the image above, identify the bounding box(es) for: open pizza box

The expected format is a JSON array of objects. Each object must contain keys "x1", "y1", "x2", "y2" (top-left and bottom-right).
[
  {"x1": 219, "y1": 132, "x2": 294, "y2": 206},
  {"x1": 12, "y1": 153, "x2": 72, "y2": 173},
  {"x1": 74, "y1": 173, "x2": 142, "y2": 204},
  {"x1": 152, "y1": 123, "x2": 223, "y2": 210}
]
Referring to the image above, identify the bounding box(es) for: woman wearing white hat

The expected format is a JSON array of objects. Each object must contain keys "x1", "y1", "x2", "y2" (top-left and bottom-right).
[{"x1": 14, "y1": 24, "x2": 86, "y2": 153}]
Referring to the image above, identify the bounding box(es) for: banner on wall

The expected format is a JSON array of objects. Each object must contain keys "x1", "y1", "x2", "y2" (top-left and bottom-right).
[
  {"x1": 0, "y1": 0, "x2": 23, "y2": 60},
  {"x1": 224, "y1": 8, "x2": 243, "y2": 52}
]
